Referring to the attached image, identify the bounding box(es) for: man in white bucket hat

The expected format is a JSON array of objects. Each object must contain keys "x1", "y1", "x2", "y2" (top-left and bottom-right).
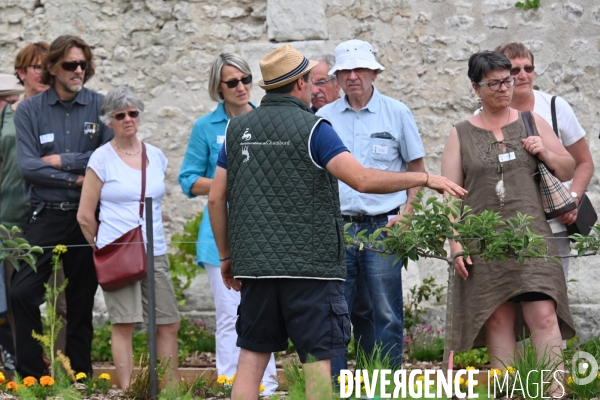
[
  {"x1": 209, "y1": 43, "x2": 464, "y2": 399},
  {"x1": 0, "y1": 74, "x2": 24, "y2": 110},
  {"x1": 317, "y1": 39, "x2": 427, "y2": 377}
]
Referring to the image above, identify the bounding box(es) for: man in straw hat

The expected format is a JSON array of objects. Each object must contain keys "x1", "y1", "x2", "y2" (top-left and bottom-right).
[
  {"x1": 0, "y1": 74, "x2": 23, "y2": 110},
  {"x1": 208, "y1": 44, "x2": 466, "y2": 399},
  {"x1": 317, "y1": 39, "x2": 426, "y2": 377}
]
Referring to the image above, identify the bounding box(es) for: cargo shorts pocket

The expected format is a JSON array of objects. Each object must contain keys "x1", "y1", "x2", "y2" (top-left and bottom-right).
[{"x1": 330, "y1": 297, "x2": 350, "y2": 348}]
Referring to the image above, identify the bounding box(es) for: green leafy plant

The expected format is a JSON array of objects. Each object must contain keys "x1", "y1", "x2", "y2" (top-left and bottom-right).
[
  {"x1": 169, "y1": 212, "x2": 203, "y2": 306},
  {"x1": 404, "y1": 277, "x2": 445, "y2": 335},
  {"x1": 31, "y1": 244, "x2": 68, "y2": 378},
  {"x1": 515, "y1": 0, "x2": 540, "y2": 10},
  {"x1": 407, "y1": 324, "x2": 444, "y2": 362},
  {"x1": 453, "y1": 348, "x2": 489, "y2": 368},
  {"x1": 126, "y1": 353, "x2": 171, "y2": 400},
  {"x1": 0, "y1": 225, "x2": 43, "y2": 272},
  {"x1": 177, "y1": 318, "x2": 216, "y2": 363}
]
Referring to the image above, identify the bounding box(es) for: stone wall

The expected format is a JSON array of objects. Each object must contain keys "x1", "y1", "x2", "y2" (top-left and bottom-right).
[{"x1": 2, "y1": 0, "x2": 599, "y2": 341}]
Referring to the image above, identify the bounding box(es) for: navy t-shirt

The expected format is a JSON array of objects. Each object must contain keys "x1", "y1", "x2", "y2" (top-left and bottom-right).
[{"x1": 216, "y1": 121, "x2": 348, "y2": 169}]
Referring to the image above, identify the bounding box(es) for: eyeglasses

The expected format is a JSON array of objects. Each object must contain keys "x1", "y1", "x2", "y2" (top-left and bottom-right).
[
  {"x1": 221, "y1": 75, "x2": 252, "y2": 89},
  {"x1": 113, "y1": 111, "x2": 140, "y2": 121},
  {"x1": 478, "y1": 76, "x2": 515, "y2": 91},
  {"x1": 510, "y1": 65, "x2": 535, "y2": 75},
  {"x1": 312, "y1": 76, "x2": 335, "y2": 87},
  {"x1": 337, "y1": 68, "x2": 373, "y2": 77},
  {"x1": 60, "y1": 61, "x2": 88, "y2": 72},
  {"x1": 28, "y1": 65, "x2": 42, "y2": 73}
]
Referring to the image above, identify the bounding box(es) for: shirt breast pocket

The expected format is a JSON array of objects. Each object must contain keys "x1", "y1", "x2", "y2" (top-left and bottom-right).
[
  {"x1": 369, "y1": 132, "x2": 397, "y2": 168},
  {"x1": 210, "y1": 142, "x2": 223, "y2": 166}
]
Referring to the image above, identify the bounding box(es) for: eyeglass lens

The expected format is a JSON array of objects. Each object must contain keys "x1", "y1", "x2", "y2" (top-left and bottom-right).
[
  {"x1": 61, "y1": 61, "x2": 88, "y2": 72},
  {"x1": 489, "y1": 77, "x2": 515, "y2": 91},
  {"x1": 29, "y1": 65, "x2": 42, "y2": 73},
  {"x1": 510, "y1": 65, "x2": 535, "y2": 76},
  {"x1": 223, "y1": 75, "x2": 252, "y2": 89},
  {"x1": 114, "y1": 111, "x2": 140, "y2": 121},
  {"x1": 312, "y1": 77, "x2": 334, "y2": 87}
]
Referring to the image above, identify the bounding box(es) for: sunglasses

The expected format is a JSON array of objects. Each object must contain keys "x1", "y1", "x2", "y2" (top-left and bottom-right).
[
  {"x1": 113, "y1": 111, "x2": 140, "y2": 121},
  {"x1": 221, "y1": 75, "x2": 252, "y2": 88},
  {"x1": 61, "y1": 61, "x2": 88, "y2": 72},
  {"x1": 510, "y1": 65, "x2": 534, "y2": 75}
]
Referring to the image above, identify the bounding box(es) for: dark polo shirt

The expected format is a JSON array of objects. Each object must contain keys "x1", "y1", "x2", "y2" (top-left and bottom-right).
[{"x1": 15, "y1": 86, "x2": 113, "y2": 203}]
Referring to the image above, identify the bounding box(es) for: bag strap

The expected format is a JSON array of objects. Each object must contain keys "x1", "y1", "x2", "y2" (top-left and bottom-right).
[
  {"x1": 0, "y1": 103, "x2": 10, "y2": 137},
  {"x1": 139, "y1": 142, "x2": 147, "y2": 219},
  {"x1": 521, "y1": 111, "x2": 535, "y2": 137},
  {"x1": 550, "y1": 96, "x2": 558, "y2": 136}
]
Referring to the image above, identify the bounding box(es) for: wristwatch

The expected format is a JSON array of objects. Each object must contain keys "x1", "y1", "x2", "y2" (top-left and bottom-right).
[{"x1": 571, "y1": 191, "x2": 579, "y2": 202}]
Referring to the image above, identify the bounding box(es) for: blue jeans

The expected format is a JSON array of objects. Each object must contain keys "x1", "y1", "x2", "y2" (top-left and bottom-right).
[{"x1": 331, "y1": 215, "x2": 404, "y2": 376}]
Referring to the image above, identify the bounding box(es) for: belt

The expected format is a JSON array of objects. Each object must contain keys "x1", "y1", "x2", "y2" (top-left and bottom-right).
[
  {"x1": 342, "y1": 207, "x2": 400, "y2": 223},
  {"x1": 32, "y1": 202, "x2": 80, "y2": 211}
]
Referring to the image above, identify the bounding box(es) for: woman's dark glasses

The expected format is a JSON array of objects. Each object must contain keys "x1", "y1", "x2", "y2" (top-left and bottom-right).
[
  {"x1": 113, "y1": 111, "x2": 140, "y2": 121},
  {"x1": 221, "y1": 75, "x2": 252, "y2": 88},
  {"x1": 61, "y1": 61, "x2": 88, "y2": 72},
  {"x1": 510, "y1": 65, "x2": 534, "y2": 75}
]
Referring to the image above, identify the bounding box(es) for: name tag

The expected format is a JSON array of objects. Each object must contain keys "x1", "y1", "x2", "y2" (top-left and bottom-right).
[
  {"x1": 498, "y1": 152, "x2": 516, "y2": 163},
  {"x1": 216, "y1": 135, "x2": 225, "y2": 144},
  {"x1": 40, "y1": 133, "x2": 54, "y2": 144},
  {"x1": 373, "y1": 145, "x2": 388, "y2": 155}
]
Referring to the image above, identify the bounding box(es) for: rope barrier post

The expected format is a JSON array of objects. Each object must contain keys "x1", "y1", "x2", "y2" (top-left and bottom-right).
[{"x1": 145, "y1": 197, "x2": 158, "y2": 398}]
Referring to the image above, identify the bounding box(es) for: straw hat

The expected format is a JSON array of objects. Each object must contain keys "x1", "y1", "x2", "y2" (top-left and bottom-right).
[
  {"x1": 328, "y1": 40, "x2": 385, "y2": 75},
  {"x1": 0, "y1": 74, "x2": 24, "y2": 97},
  {"x1": 258, "y1": 44, "x2": 318, "y2": 90}
]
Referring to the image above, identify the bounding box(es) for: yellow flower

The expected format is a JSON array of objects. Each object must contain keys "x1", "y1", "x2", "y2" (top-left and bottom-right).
[
  {"x1": 6, "y1": 381, "x2": 17, "y2": 391},
  {"x1": 567, "y1": 376, "x2": 574, "y2": 385},
  {"x1": 228, "y1": 374, "x2": 236, "y2": 385},
  {"x1": 259, "y1": 384, "x2": 265, "y2": 393},
  {"x1": 0, "y1": 372, "x2": 5, "y2": 384},
  {"x1": 466, "y1": 366, "x2": 475, "y2": 371},
  {"x1": 360, "y1": 376, "x2": 364, "y2": 383},
  {"x1": 416, "y1": 375, "x2": 424, "y2": 381},
  {"x1": 490, "y1": 368, "x2": 502, "y2": 377},
  {"x1": 40, "y1": 376, "x2": 54, "y2": 386},
  {"x1": 76, "y1": 372, "x2": 87, "y2": 380},
  {"x1": 337, "y1": 374, "x2": 349, "y2": 383},
  {"x1": 217, "y1": 375, "x2": 228, "y2": 385},
  {"x1": 505, "y1": 366, "x2": 515, "y2": 374},
  {"x1": 99, "y1": 373, "x2": 111, "y2": 380},
  {"x1": 23, "y1": 376, "x2": 37, "y2": 387},
  {"x1": 53, "y1": 244, "x2": 67, "y2": 254}
]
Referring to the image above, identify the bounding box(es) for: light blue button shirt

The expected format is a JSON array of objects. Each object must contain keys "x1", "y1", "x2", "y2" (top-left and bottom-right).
[
  {"x1": 178, "y1": 102, "x2": 255, "y2": 267},
  {"x1": 316, "y1": 88, "x2": 425, "y2": 215}
]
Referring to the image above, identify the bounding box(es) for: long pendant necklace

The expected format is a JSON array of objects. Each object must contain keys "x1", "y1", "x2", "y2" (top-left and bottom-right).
[
  {"x1": 480, "y1": 109, "x2": 511, "y2": 212},
  {"x1": 114, "y1": 140, "x2": 141, "y2": 156}
]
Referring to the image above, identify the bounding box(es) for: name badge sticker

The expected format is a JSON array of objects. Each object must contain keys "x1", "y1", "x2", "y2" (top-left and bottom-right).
[
  {"x1": 498, "y1": 152, "x2": 516, "y2": 163},
  {"x1": 373, "y1": 145, "x2": 388, "y2": 155},
  {"x1": 84, "y1": 122, "x2": 99, "y2": 136},
  {"x1": 40, "y1": 133, "x2": 54, "y2": 144},
  {"x1": 216, "y1": 135, "x2": 225, "y2": 144}
]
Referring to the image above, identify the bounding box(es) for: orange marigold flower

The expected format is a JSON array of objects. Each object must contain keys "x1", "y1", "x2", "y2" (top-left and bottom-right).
[
  {"x1": 23, "y1": 376, "x2": 37, "y2": 387},
  {"x1": 0, "y1": 372, "x2": 5, "y2": 384},
  {"x1": 40, "y1": 376, "x2": 55, "y2": 386},
  {"x1": 6, "y1": 381, "x2": 18, "y2": 391}
]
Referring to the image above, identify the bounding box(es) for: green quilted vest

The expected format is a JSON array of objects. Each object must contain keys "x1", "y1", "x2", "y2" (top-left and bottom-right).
[{"x1": 225, "y1": 93, "x2": 345, "y2": 280}]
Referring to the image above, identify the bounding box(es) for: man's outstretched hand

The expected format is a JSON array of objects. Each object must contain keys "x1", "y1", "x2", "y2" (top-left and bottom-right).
[{"x1": 425, "y1": 174, "x2": 467, "y2": 197}]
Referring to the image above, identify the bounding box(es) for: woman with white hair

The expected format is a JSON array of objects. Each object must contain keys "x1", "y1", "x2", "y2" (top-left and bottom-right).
[
  {"x1": 78, "y1": 87, "x2": 180, "y2": 389},
  {"x1": 178, "y1": 53, "x2": 277, "y2": 393}
]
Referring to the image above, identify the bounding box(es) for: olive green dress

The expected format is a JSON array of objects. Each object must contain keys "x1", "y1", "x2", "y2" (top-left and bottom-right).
[{"x1": 450, "y1": 112, "x2": 575, "y2": 351}]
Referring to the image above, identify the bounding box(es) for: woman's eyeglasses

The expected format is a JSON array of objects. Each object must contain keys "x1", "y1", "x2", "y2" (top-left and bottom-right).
[
  {"x1": 478, "y1": 76, "x2": 515, "y2": 91},
  {"x1": 113, "y1": 111, "x2": 140, "y2": 121},
  {"x1": 510, "y1": 65, "x2": 535, "y2": 75},
  {"x1": 28, "y1": 65, "x2": 42, "y2": 73},
  {"x1": 221, "y1": 75, "x2": 252, "y2": 88},
  {"x1": 61, "y1": 61, "x2": 88, "y2": 72}
]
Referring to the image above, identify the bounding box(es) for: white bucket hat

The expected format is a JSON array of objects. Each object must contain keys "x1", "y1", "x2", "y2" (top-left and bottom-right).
[
  {"x1": 329, "y1": 40, "x2": 385, "y2": 75},
  {"x1": 0, "y1": 74, "x2": 24, "y2": 97}
]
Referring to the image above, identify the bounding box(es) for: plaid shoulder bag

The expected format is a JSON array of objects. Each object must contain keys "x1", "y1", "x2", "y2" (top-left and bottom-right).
[{"x1": 521, "y1": 111, "x2": 576, "y2": 219}]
